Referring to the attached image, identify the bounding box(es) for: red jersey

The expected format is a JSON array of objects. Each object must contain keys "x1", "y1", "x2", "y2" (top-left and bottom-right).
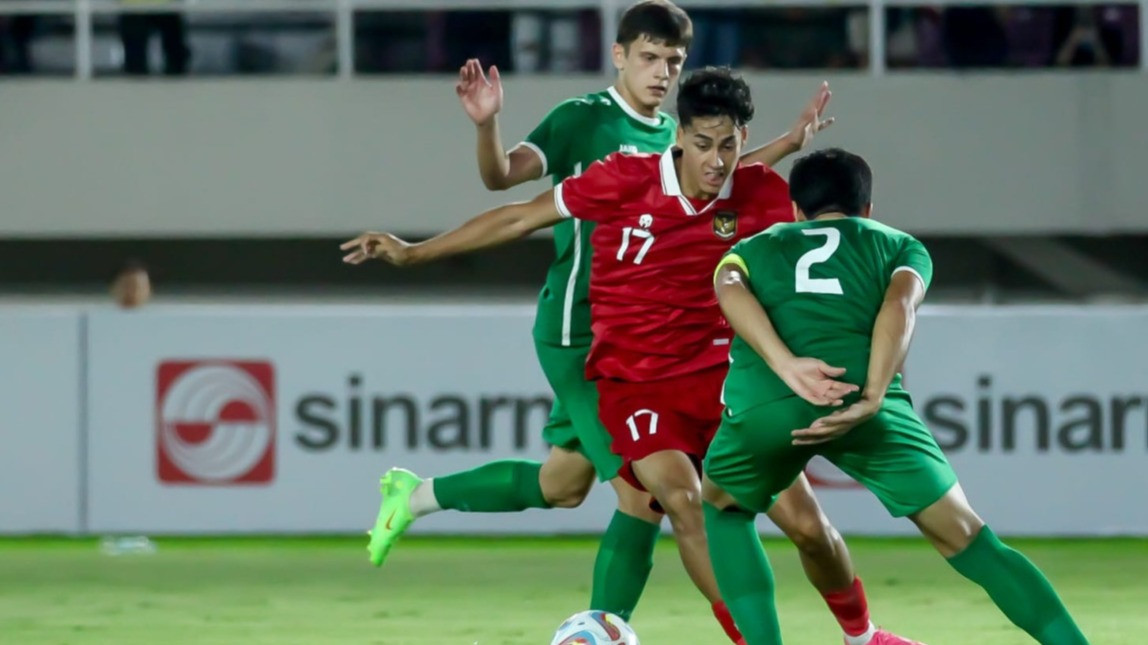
[{"x1": 554, "y1": 149, "x2": 792, "y2": 383}]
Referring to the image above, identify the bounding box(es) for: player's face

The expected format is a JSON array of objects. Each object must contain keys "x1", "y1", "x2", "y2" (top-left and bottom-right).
[
  {"x1": 678, "y1": 116, "x2": 747, "y2": 195},
  {"x1": 612, "y1": 37, "x2": 686, "y2": 112},
  {"x1": 111, "y1": 269, "x2": 152, "y2": 309}
]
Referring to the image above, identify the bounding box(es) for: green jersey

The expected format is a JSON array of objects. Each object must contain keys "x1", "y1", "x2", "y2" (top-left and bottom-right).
[
  {"x1": 720, "y1": 217, "x2": 933, "y2": 413},
  {"x1": 523, "y1": 87, "x2": 676, "y2": 347}
]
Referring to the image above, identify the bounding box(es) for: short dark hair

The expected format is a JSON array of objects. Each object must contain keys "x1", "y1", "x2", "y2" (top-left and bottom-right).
[
  {"x1": 789, "y1": 148, "x2": 873, "y2": 218},
  {"x1": 676, "y1": 67, "x2": 754, "y2": 129},
  {"x1": 119, "y1": 258, "x2": 148, "y2": 274},
  {"x1": 616, "y1": 0, "x2": 693, "y2": 50},
  {"x1": 111, "y1": 258, "x2": 148, "y2": 281}
]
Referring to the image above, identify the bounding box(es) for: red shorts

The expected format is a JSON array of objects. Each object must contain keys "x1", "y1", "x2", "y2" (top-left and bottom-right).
[{"x1": 596, "y1": 364, "x2": 727, "y2": 492}]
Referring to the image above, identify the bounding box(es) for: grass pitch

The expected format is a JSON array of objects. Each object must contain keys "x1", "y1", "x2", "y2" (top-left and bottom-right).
[{"x1": 0, "y1": 536, "x2": 1140, "y2": 644}]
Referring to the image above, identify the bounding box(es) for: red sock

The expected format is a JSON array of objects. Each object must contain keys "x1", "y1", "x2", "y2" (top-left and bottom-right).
[
  {"x1": 822, "y1": 577, "x2": 872, "y2": 636},
  {"x1": 711, "y1": 601, "x2": 745, "y2": 644}
]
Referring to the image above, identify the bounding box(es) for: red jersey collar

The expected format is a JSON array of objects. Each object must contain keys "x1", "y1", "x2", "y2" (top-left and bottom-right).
[{"x1": 658, "y1": 148, "x2": 734, "y2": 216}]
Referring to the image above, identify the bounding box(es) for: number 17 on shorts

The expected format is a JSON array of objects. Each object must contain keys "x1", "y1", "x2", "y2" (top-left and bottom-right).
[{"x1": 596, "y1": 367, "x2": 727, "y2": 488}]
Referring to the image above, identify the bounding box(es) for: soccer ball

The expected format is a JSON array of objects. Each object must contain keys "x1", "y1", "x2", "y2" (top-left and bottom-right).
[{"x1": 550, "y1": 610, "x2": 639, "y2": 645}]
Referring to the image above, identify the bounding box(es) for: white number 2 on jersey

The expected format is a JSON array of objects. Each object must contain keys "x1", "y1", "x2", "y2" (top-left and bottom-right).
[
  {"x1": 617, "y1": 227, "x2": 656, "y2": 265},
  {"x1": 795, "y1": 228, "x2": 844, "y2": 294}
]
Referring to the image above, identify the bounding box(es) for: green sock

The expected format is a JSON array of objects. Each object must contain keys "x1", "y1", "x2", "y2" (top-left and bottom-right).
[
  {"x1": 947, "y1": 526, "x2": 1088, "y2": 644},
  {"x1": 589, "y1": 511, "x2": 660, "y2": 621},
  {"x1": 703, "y1": 502, "x2": 783, "y2": 645},
  {"x1": 432, "y1": 460, "x2": 550, "y2": 513}
]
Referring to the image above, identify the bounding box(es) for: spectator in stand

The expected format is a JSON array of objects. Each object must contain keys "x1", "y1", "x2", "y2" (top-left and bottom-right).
[
  {"x1": 118, "y1": 0, "x2": 189, "y2": 76},
  {"x1": 111, "y1": 260, "x2": 152, "y2": 309},
  {"x1": 942, "y1": 6, "x2": 1008, "y2": 68}
]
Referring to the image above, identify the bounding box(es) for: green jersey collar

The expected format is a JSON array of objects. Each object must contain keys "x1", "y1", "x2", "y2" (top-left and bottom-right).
[{"x1": 607, "y1": 86, "x2": 663, "y2": 128}]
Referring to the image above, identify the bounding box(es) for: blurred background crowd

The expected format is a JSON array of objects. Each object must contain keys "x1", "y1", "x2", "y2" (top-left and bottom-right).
[{"x1": 0, "y1": 3, "x2": 1139, "y2": 77}]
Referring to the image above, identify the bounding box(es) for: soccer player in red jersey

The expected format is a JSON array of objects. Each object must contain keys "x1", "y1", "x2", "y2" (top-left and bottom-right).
[{"x1": 343, "y1": 67, "x2": 920, "y2": 645}]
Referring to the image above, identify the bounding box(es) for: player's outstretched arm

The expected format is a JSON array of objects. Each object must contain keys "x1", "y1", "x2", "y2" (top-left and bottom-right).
[
  {"x1": 792, "y1": 270, "x2": 925, "y2": 445},
  {"x1": 739, "y1": 81, "x2": 835, "y2": 168},
  {"x1": 456, "y1": 59, "x2": 544, "y2": 190},
  {"x1": 715, "y1": 261, "x2": 858, "y2": 407},
  {"x1": 340, "y1": 189, "x2": 563, "y2": 267}
]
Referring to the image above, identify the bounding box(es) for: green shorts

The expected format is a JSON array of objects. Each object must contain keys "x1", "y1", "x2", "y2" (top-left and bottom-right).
[
  {"x1": 534, "y1": 340, "x2": 622, "y2": 482},
  {"x1": 704, "y1": 390, "x2": 957, "y2": 517}
]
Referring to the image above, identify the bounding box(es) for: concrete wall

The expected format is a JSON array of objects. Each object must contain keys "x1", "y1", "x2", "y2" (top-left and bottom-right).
[{"x1": 1, "y1": 72, "x2": 1145, "y2": 237}]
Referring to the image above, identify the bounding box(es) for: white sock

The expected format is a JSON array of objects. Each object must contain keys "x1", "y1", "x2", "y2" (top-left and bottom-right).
[
  {"x1": 843, "y1": 622, "x2": 877, "y2": 645},
  {"x1": 407, "y1": 478, "x2": 442, "y2": 518}
]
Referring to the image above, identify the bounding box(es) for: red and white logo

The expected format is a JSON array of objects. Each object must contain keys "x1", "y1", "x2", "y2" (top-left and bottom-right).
[{"x1": 156, "y1": 360, "x2": 276, "y2": 485}]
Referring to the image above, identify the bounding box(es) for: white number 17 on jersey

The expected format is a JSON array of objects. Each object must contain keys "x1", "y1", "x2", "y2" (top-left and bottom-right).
[{"x1": 617, "y1": 227, "x2": 656, "y2": 265}]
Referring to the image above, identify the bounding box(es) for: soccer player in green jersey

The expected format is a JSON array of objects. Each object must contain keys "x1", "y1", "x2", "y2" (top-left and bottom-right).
[{"x1": 704, "y1": 148, "x2": 1089, "y2": 645}]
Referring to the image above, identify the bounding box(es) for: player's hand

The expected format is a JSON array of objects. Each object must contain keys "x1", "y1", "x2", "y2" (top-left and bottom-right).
[
  {"x1": 791, "y1": 393, "x2": 882, "y2": 446},
  {"x1": 775, "y1": 357, "x2": 859, "y2": 407},
  {"x1": 340, "y1": 232, "x2": 414, "y2": 267},
  {"x1": 456, "y1": 58, "x2": 503, "y2": 127},
  {"x1": 784, "y1": 81, "x2": 835, "y2": 151}
]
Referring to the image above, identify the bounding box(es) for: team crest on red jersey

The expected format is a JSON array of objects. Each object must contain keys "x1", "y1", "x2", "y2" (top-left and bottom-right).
[{"x1": 713, "y1": 210, "x2": 738, "y2": 240}]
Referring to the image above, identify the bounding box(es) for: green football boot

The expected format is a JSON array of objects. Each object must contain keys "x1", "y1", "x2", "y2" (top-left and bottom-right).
[{"x1": 366, "y1": 468, "x2": 422, "y2": 567}]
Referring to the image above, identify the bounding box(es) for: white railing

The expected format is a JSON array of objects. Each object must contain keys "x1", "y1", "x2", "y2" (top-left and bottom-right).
[{"x1": 0, "y1": 0, "x2": 1143, "y2": 79}]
